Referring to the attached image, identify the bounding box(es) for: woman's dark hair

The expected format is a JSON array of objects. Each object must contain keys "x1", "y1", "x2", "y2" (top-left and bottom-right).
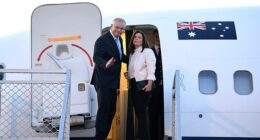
[
  {"x1": 128, "y1": 30, "x2": 150, "y2": 54},
  {"x1": 153, "y1": 29, "x2": 158, "y2": 35}
]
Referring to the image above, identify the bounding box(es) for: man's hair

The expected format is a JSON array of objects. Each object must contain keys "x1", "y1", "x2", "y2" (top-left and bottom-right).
[{"x1": 113, "y1": 17, "x2": 126, "y2": 25}]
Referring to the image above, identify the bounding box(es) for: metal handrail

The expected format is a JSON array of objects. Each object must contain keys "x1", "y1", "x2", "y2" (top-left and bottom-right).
[
  {"x1": 0, "y1": 69, "x2": 66, "y2": 74},
  {"x1": 0, "y1": 69, "x2": 67, "y2": 84},
  {"x1": 58, "y1": 69, "x2": 71, "y2": 140},
  {"x1": 173, "y1": 70, "x2": 182, "y2": 140},
  {"x1": 0, "y1": 81, "x2": 66, "y2": 84}
]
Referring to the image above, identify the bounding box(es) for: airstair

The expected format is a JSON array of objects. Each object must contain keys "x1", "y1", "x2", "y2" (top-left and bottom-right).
[{"x1": 0, "y1": 69, "x2": 71, "y2": 140}]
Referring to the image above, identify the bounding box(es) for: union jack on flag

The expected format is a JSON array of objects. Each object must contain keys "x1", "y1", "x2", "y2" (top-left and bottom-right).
[
  {"x1": 177, "y1": 21, "x2": 237, "y2": 40},
  {"x1": 177, "y1": 22, "x2": 206, "y2": 30}
]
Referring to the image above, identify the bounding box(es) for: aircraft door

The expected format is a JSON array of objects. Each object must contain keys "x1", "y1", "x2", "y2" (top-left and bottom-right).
[{"x1": 31, "y1": 3, "x2": 101, "y2": 125}]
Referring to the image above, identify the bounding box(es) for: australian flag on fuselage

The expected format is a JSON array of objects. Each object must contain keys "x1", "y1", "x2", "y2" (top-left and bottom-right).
[{"x1": 177, "y1": 21, "x2": 237, "y2": 40}]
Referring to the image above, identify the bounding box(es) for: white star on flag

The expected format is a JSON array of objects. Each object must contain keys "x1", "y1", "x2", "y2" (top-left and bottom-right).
[{"x1": 188, "y1": 32, "x2": 196, "y2": 37}]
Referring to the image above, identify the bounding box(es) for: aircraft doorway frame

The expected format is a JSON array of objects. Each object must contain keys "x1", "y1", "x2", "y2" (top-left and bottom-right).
[{"x1": 102, "y1": 24, "x2": 165, "y2": 140}]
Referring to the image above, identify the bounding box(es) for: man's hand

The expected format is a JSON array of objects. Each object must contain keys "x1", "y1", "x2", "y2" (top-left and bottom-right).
[{"x1": 105, "y1": 57, "x2": 116, "y2": 68}]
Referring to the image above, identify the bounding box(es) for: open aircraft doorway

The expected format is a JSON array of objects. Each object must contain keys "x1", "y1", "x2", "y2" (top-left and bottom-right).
[{"x1": 102, "y1": 24, "x2": 165, "y2": 140}]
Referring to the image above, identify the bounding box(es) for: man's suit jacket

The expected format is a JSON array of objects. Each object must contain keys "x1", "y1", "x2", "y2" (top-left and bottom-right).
[{"x1": 91, "y1": 32, "x2": 128, "y2": 90}]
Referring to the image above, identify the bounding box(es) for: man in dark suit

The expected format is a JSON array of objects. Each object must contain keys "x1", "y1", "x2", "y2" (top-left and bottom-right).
[
  {"x1": 149, "y1": 30, "x2": 164, "y2": 140},
  {"x1": 91, "y1": 18, "x2": 128, "y2": 140}
]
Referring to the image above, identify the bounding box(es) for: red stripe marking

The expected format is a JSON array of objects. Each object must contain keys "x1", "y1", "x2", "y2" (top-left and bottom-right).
[
  {"x1": 37, "y1": 45, "x2": 53, "y2": 61},
  {"x1": 37, "y1": 44, "x2": 93, "y2": 67},
  {"x1": 71, "y1": 44, "x2": 93, "y2": 67}
]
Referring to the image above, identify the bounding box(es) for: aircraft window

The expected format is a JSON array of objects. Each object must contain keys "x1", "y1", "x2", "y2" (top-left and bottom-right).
[
  {"x1": 234, "y1": 70, "x2": 253, "y2": 95},
  {"x1": 0, "y1": 64, "x2": 4, "y2": 80},
  {"x1": 199, "y1": 70, "x2": 217, "y2": 94}
]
